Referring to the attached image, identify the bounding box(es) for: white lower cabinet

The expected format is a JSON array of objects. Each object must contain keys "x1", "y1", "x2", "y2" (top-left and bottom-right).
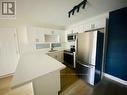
[
  {"x1": 58, "y1": 51, "x2": 64, "y2": 63},
  {"x1": 33, "y1": 70, "x2": 60, "y2": 95},
  {"x1": 48, "y1": 51, "x2": 63, "y2": 63}
]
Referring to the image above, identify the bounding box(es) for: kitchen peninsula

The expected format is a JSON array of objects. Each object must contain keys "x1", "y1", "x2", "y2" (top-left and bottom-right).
[{"x1": 11, "y1": 51, "x2": 66, "y2": 95}]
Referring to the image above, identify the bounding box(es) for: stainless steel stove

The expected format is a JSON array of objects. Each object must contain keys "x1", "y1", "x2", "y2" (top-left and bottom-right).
[{"x1": 64, "y1": 50, "x2": 76, "y2": 69}]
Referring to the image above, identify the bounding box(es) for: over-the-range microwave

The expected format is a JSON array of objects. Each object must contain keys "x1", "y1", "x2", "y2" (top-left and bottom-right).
[{"x1": 67, "y1": 33, "x2": 77, "y2": 42}]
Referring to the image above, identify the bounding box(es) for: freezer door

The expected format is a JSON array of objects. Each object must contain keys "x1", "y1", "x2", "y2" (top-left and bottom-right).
[
  {"x1": 77, "y1": 31, "x2": 97, "y2": 65},
  {"x1": 76, "y1": 61, "x2": 95, "y2": 85}
]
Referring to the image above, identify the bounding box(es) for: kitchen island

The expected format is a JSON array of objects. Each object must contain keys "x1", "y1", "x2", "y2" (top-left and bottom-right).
[{"x1": 11, "y1": 51, "x2": 66, "y2": 95}]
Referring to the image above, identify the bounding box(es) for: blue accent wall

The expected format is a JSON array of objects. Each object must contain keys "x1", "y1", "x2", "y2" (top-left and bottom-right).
[{"x1": 105, "y1": 7, "x2": 127, "y2": 81}]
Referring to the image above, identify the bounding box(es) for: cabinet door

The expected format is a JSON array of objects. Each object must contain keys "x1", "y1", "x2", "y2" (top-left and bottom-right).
[
  {"x1": 57, "y1": 51, "x2": 64, "y2": 63},
  {"x1": 48, "y1": 53, "x2": 55, "y2": 58},
  {"x1": 0, "y1": 28, "x2": 19, "y2": 76},
  {"x1": 73, "y1": 27, "x2": 79, "y2": 33},
  {"x1": 53, "y1": 53, "x2": 58, "y2": 60},
  {"x1": 48, "y1": 51, "x2": 64, "y2": 63},
  {"x1": 48, "y1": 53, "x2": 58, "y2": 60},
  {"x1": 78, "y1": 25, "x2": 84, "y2": 33},
  {"x1": 27, "y1": 27, "x2": 45, "y2": 43},
  {"x1": 60, "y1": 51, "x2": 64, "y2": 63}
]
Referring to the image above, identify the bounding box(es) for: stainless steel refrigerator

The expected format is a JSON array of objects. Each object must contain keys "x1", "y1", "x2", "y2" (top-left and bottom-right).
[{"x1": 76, "y1": 30, "x2": 104, "y2": 85}]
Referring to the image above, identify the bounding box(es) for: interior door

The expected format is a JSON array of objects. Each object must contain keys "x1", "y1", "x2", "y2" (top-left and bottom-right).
[{"x1": 0, "y1": 28, "x2": 19, "y2": 76}]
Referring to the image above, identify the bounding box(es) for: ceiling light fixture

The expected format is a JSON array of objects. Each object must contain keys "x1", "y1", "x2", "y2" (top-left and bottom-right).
[{"x1": 68, "y1": 0, "x2": 87, "y2": 18}]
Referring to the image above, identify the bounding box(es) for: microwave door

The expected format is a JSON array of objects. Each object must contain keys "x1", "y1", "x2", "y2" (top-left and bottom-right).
[
  {"x1": 68, "y1": 36, "x2": 73, "y2": 41},
  {"x1": 67, "y1": 34, "x2": 77, "y2": 42}
]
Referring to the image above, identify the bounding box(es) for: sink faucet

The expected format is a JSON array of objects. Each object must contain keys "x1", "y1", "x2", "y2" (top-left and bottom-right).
[
  {"x1": 50, "y1": 43, "x2": 54, "y2": 51},
  {"x1": 49, "y1": 43, "x2": 58, "y2": 52}
]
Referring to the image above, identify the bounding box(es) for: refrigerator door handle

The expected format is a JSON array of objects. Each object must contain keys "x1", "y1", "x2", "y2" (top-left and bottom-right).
[
  {"x1": 81, "y1": 64, "x2": 94, "y2": 69},
  {"x1": 77, "y1": 61, "x2": 95, "y2": 69}
]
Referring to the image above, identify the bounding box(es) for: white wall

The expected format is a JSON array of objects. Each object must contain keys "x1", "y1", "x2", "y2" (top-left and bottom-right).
[{"x1": 0, "y1": 28, "x2": 19, "y2": 76}]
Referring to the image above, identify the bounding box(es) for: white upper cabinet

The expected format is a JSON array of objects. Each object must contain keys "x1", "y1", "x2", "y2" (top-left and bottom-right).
[
  {"x1": 51, "y1": 30, "x2": 65, "y2": 43},
  {"x1": 65, "y1": 29, "x2": 73, "y2": 35},
  {"x1": 73, "y1": 27, "x2": 79, "y2": 33},
  {"x1": 73, "y1": 24, "x2": 84, "y2": 33},
  {"x1": 66, "y1": 13, "x2": 108, "y2": 34},
  {"x1": 45, "y1": 34, "x2": 60, "y2": 43},
  {"x1": 83, "y1": 17, "x2": 106, "y2": 31},
  {"x1": 27, "y1": 27, "x2": 45, "y2": 44},
  {"x1": 27, "y1": 26, "x2": 65, "y2": 44},
  {"x1": 78, "y1": 24, "x2": 84, "y2": 33}
]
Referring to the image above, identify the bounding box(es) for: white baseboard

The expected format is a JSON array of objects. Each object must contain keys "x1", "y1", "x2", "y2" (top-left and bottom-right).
[{"x1": 104, "y1": 73, "x2": 127, "y2": 86}]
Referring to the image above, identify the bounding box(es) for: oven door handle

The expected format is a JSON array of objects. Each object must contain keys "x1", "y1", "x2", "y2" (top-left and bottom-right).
[{"x1": 64, "y1": 52, "x2": 74, "y2": 55}]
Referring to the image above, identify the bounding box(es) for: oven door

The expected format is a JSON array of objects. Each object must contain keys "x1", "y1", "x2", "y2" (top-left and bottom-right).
[{"x1": 64, "y1": 52, "x2": 74, "y2": 68}]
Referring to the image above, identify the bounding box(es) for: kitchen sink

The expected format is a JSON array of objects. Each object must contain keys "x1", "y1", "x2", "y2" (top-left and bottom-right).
[{"x1": 48, "y1": 50, "x2": 58, "y2": 52}]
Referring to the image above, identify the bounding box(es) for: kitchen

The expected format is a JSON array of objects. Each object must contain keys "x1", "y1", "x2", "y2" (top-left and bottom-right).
[{"x1": 0, "y1": 0, "x2": 127, "y2": 95}]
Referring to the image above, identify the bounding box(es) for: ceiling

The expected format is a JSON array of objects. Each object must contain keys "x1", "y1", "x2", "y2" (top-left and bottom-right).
[{"x1": 17, "y1": 0, "x2": 127, "y2": 28}]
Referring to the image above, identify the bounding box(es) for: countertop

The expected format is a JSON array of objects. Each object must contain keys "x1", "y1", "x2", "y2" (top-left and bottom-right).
[{"x1": 11, "y1": 50, "x2": 66, "y2": 88}]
